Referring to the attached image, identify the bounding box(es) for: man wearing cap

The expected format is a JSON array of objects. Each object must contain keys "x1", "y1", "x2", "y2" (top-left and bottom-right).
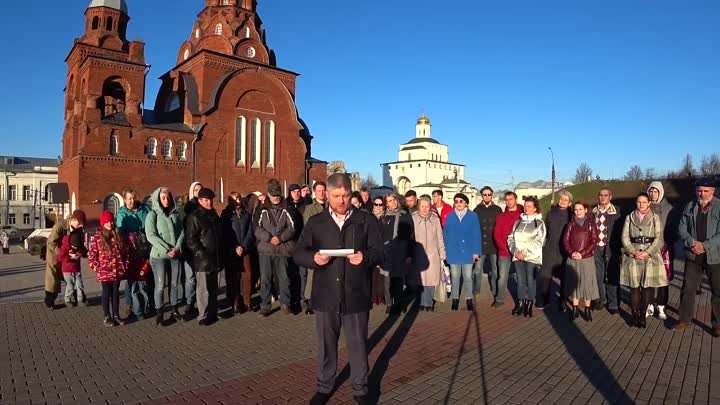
[
  {"x1": 255, "y1": 179, "x2": 297, "y2": 316},
  {"x1": 44, "y1": 210, "x2": 86, "y2": 309},
  {"x1": 185, "y1": 188, "x2": 223, "y2": 325},
  {"x1": 674, "y1": 179, "x2": 720, "y2": 336},
  {"x1": 293, "y1": 173, "x2": 383, "y2": 405},
  {"x1": 301, "y1": 184, "x2": 313, "y2": 205}
]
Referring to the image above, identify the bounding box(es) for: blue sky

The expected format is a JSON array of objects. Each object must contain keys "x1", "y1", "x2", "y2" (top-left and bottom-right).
[{"x1": 1, "y1": 0, "x2": 719, "y2": 189}]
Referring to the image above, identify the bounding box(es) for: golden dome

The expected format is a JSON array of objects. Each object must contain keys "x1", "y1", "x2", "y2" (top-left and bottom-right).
[{"x1": 417, "y1": 114, "x2": 431, "y2": 125}]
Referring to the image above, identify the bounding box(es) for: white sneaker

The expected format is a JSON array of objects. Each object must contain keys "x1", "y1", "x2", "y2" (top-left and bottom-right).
[
  {"x1": 645, "y1": 304, "x2": 655, "y2": 318},
  {"x1": 657, "y1": 305, "x2": 667, "y2": 320}
]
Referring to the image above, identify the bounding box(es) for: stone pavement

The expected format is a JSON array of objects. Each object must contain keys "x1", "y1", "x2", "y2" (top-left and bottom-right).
[{"x1": 1, "y1": 245, "x2": 720, "y2": 405}]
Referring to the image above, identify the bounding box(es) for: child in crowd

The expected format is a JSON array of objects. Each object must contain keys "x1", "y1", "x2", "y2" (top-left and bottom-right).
[
  {"x1": 88, "y1": 211, "x2": 130, "y2": 327},
  {"x1": 56, "y1": 227, "x2": 87, "y2": 306}
]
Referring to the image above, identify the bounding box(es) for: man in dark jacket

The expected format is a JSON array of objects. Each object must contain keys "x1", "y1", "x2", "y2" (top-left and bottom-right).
[
  {"x1": 472, "y1": 186, "x2": 502, "y2": 300},
  {"x1": 591, "y1": 188, "x2": 623, "y2": 314},
  {"x1": 255, "y1": 180, "x2": 296, "y2": 316},
  {"x1": 293, "y1": 174, "x2": 383, "y2": 405},
  {"x1": 185, "y1": 188, "x2": 223, "y2": 326}
]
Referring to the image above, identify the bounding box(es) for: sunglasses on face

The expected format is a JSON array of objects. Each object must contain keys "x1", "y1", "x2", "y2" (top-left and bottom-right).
[
  {"x1": 482, "y1": 193, "x2": 492, "y2": 197},
  {"x1": 454, "y1": 199, "x2": 465, "y2": 204},
  {"x1": 374, "y1": 203, "x2": 384, "y2": 206}
]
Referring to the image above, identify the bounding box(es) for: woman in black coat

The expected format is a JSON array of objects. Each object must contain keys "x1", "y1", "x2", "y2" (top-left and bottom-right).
[
  {"x1": 539, "y1": 190, "x2": 573, "y2": 311},
  {"x1": 221, "y1": 193, "x2": 255, "y2": 313}
]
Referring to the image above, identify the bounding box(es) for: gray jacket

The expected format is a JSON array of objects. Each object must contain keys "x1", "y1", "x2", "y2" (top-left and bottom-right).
[
  {"x1": 254, "y1": 199, "x2": 296, "y2": 257},
  {"x1": 678, "y1": 196, "x2": 720, "y2": 265}
]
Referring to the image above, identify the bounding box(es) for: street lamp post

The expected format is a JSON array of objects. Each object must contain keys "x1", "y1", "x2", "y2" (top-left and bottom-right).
[{"x1": 548, "y1": 147, "x2": 556, "y2": 205}]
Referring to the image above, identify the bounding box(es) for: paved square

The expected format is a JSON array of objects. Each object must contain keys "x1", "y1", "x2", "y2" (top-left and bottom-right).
[{"x1": 1, "y1": 245, "x2": 719, "y2": 405}]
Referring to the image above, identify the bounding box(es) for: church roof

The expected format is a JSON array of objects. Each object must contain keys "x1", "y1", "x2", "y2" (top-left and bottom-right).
[
  {"x1": 88, "y1": 0, "x2": 128, "y2": 13},
  {"x1": 400, "y1": 145, "x2": 426, "y2": 151},
  {"x1": 406, "y1": 137, "x2": 440, "y2": 145}
]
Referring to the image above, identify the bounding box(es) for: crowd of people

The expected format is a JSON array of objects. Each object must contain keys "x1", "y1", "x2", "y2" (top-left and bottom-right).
[{"x1": 36, "y1": 174, "x2": 720, "y2": 405}]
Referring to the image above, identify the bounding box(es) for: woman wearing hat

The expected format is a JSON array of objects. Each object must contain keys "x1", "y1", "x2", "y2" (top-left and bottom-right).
[
  {"x1": 443, "y1": 193, "x2": 482, "y2": 311},
  {"x1": 44, "y1": 210, "x2": 86, "y2": 309}
]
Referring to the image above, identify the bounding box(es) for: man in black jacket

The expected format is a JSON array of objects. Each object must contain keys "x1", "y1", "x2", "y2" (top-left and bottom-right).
[
  {"x1": 185, "y1": 188, "x2": 223, "y2": 326},
  {"x1": 472, "y1": 186, "x2": 502, "y2": 301},
  {"x1": 293, "y1": 174, "x2": 383, "y2": 405}
]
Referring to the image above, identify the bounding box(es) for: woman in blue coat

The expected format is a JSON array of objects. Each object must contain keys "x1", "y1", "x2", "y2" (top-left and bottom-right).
[{"x1": 443, "y1": 193, "x2": 482, "y2": 311}]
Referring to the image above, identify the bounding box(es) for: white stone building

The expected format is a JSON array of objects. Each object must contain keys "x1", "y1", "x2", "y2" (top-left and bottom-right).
[
  {"x1": 381, "y1": 115, "x2": 480, "y2": 206},
  {"x1": 1, "y1": 156, "x2": 60, "y2": 237}
]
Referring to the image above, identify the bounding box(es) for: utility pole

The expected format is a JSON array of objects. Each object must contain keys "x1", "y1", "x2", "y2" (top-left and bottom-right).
[{"x1": 548, "y1": 147, "x2": 556, "y2": 205}]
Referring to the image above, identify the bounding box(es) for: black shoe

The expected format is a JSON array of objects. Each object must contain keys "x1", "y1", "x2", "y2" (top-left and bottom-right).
[
  {"x1": 44, "y1": 292, "x2": 55, "y2": 309},
  {"x1": 511, "y1": 303, "x2": 522, "y2": 316},
  {"x1": 570, "y1": 306, "x2": 579, "y2": 321},
  {"x1": 522, "y1": 300, "x2": 529, "y2": 317},
  {"x1": 466, "y1": 299, "x2": 475, "y2": 312},
  {"x1": 451, "y1": 299, "x2": 459, "y2": 311},
  {"x1": 354, "y1": 395, "x2": 372, "y2": 405},
  {"x1": 419, "y1": 305, "x2": 426, "y2": 311},
  {"x1": 584, "y1": 307, "x2": 593, "y2": 322},
  {"x1": 638, "y1": 314, "x2": 646, "y2": 328},
  {"x1": 527, "y1": 301, "x2": 534, "y2": 318},
  {"x1": 607, "y1": 308, "x2": 618, "y2": 315},
  {"x1": 557, "y1": 301, "x2": 566, "y2": 313},
  {"x1": 155, "y1": 313, "x2": 163, "y2": 326},
  {"x1": 171, "y1": 308, "x2": 182, "y2": 320},
  {"x1": 258, "y1": 308, "x2": 272, "y2": 317},
  {"x1": 309, "y1": 392, "x2": 332, "y2": 405},
  {"x1": 198, "y1": 318, "x2": 210, "y2": 326},
  {"x1": 592, "y1": 301, "x2": 604, "y2": 311}
]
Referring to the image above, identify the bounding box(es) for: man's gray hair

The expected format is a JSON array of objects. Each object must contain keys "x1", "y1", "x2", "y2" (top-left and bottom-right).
[{"x1": 326, "y1": 173, "x2": 352, "y2": 192}]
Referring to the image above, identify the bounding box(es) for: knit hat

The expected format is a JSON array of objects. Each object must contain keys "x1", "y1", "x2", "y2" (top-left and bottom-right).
[
  {"x1": 99, "y1": 211, "x2": 114, "y2": 228},
  {"x1": 288, "y1": 183, "x2": 301, "y2": 192},
  {"x1": 453, "y1": 193, "x2": 469, "y2": 204},
  {"x1": 197, "y1": 188, "x2": 215, "y2": 199},
  {"x1": 695, "y1": 177, "x2": 717, "y2": 188},
  {"x1": 71, "y1": 210, "x2": 86, "y2": 225},
  {"x1": 267, "y1": 179, "x2": 282, "y2": 197}
]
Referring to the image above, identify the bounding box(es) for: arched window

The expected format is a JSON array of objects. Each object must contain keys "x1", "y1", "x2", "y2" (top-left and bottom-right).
[
  {"x1": 195, "y1": 28, "x2": 200, "y2": 38},
  {"x1": 215, "y1": 23, "x2": 223, "y2": 35},
  {"x1": 265, "y1": 120, "x2": 275, "y2": 168},
  {"x1": 146, "y1": 137, "x2": 157, "y2": 158},
  {"x1": 408, "y1": 153, "x2": 412, "y2": 160},
  {"x1": 161, "y1": 139, "x2": 173, "y2": 160},
  {"x1": 223, "y1": 0, "x2": 230, "y2": 4},
  {"x1": 103, "y1": 194, "x2": 122, "y2": 217},
  {"x1": 244, "y1": 26, "x2": 251, "y2": 38},
  {"x1": 106, "y1": 16, "x2": 114, "y2": 31},
  {"x1": 183, "y1": 49, "x2": 190, "y2": 61},
  {"x1": 235, "y1": 116, "x2": 247, "y2": 166},
  {"x1": 110, "y1": 130, "x2": 119, "y2": 156},
  {"x1": 99, "y1": 77, "x2": 126, "y2": 118},
  {"x1": 91, "y1": 16, "x2": 100, "y2": 30},
  {"x1": 176, "y1": 141, "x2": 187, "y2": 161},
  {"x1": 250, "y1": 118, "x2": 261, "y2": 168}
]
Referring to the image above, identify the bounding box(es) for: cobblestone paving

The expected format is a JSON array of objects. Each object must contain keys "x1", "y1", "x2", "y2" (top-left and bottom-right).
[{"x1": 2, "y1": 246, "x2": 719, "y2": 405}]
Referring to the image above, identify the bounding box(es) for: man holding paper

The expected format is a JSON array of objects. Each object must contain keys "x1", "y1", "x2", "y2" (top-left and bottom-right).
[{"x1": 293, "y1": 174, "x2": 384, "y2": 405}]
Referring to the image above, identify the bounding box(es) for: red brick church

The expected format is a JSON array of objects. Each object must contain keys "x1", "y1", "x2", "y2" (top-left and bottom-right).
[{"x1": 59, "y1": 0, "x2": 327, "y2": 221}]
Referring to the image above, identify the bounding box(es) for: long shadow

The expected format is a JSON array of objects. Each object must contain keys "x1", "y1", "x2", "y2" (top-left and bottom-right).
[
  {"x1": 365, "y1": 304, "x2": 420, "y2": 404},
  {"x1": 442, "y1": 308, "x2": 488, "y2": 405},
  {"x1": 0, "y1": 285, "x2": 45, "y2": 299},
  {"x1": 0, "y1": 267, "x2": 43, "y2": 278},
  {"x1": 544, "y1": 308, "x2": 634, "y2": 404}
]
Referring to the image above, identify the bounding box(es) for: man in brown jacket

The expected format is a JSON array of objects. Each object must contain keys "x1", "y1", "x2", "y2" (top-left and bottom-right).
[{"x1": 44, "y1": 210, "x2": 86, "y2": 309}]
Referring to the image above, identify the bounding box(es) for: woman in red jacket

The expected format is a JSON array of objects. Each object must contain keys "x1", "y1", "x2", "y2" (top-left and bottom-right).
[{"x1": 563, "y1": 201, "x2": 600, "y2": 322}]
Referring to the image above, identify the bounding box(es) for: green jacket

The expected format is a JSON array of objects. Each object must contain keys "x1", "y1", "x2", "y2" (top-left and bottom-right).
[
  {"x1": 302, "y1": 199, "x2": 327, "y2": 224},
  {"x1": 116, "y1": 203, "x2": 150, "y2": 233},
  {"x1": 144, "y1": 188, "x2": 183, "y2": 259}
]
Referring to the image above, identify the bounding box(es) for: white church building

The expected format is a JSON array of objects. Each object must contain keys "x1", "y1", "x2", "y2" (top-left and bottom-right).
[{"x1": 381, "y1": 115, "x2": 480, "y2": 206}]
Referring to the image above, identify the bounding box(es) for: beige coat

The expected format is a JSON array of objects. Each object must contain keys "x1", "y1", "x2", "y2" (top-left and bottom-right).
[
  {"x1": 620, "y1": 210, "x2": 667, "y2": 288},
  {"x1": 412, "y1": 211, "x2": 446, "y2": 287},
  {"x1": 44, "y1": 218, "x2": 71, "y2": 293}
]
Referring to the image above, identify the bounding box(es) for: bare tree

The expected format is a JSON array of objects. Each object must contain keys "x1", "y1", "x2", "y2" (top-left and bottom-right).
[
  {"x1": 700, "y1": 153, "x2": 720, "y2": 175},
  {"x1": 680, "y1": 154, "x2": 696, "y2": 177},
  {"x1": 644, "y1": 167, "x2": 658, "y2": 180},
  {"x1": 360, "y1": 174, "x2": 379, "y2": 190},
  {"x1": 574, "y1": 162, "x2": 593, "y2": 184},
  {"x1": 624, "y1": 165, "x2": 643, "y2": 181}
]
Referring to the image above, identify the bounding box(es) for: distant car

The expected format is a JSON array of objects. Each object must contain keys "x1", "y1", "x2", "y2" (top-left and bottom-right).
[{"x1": 1, "y1": 225, "x2": 20, "y2": 241}]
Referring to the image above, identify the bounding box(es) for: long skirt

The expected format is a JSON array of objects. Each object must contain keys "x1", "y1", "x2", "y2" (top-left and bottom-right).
[{"x1": 564, "y1": 257, "x2": 600, "y2": 301}]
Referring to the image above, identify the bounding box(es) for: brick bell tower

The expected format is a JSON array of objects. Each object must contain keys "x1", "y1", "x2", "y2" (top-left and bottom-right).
[{"x1": 59, "y1": 0, "x2": 148, "y2": 219}]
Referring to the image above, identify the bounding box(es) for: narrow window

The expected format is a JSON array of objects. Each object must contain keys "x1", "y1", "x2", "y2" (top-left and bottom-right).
[
  {"x1": 146, "y1": 138, "x2": 157, "y2": 157},
  {"x1": 195, "y1": 28, "x2": 200, "y2": 38},
  {"x1": 23, "y1": 213, "x2": 31, "y2": 225},
  {"x1": 265, "y1": 120, "x2": 275, "y2": 168},
  {"x1": 215, "y1": 23, "x2": 223, "y2": 35},
  {"x1": 162, "y1": 139, "x2": 173, "y2": 160},
  {"x1": 110, "y1": 131, "x2": 119, "y2": 156},
  {"x1": 176, "y1": 141, "x2": 187, "y2": 161},
  {"x1": 235, "y1": 116, "x2": 247, "y2": 166},
  {"x1": 91, "y1": 16, "x2": 99, "y2": 30},
  {"x1": 183, "y1": 49, "x2": 190, "y2": 60},
  {"x1": 251, "y1": 118, "x2": 261, "y2": 168},
  {"x1": 106, "y1": 16, "x2": 114, "y2": 31}
]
